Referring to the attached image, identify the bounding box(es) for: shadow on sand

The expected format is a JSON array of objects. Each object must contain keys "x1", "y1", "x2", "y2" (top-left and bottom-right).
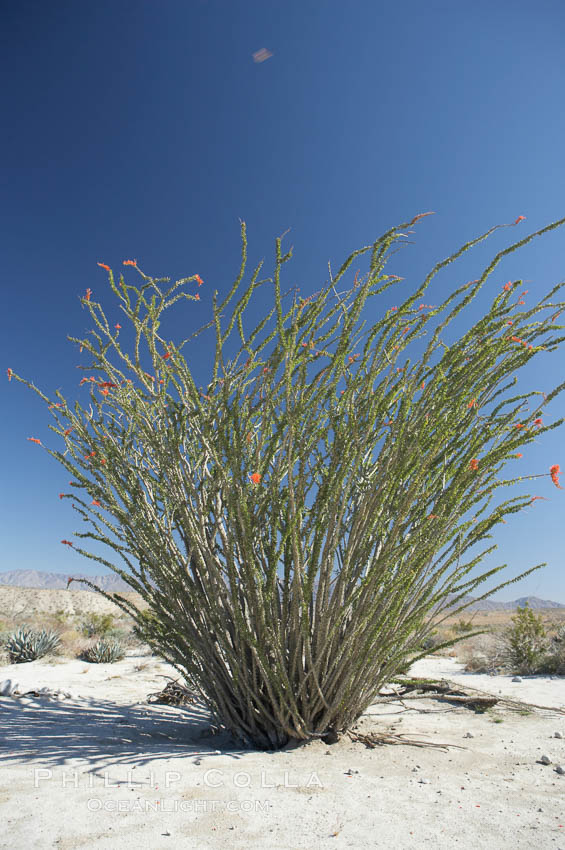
[{"x1": 0, "y1": 695, "x2": 249, "y2": 773}]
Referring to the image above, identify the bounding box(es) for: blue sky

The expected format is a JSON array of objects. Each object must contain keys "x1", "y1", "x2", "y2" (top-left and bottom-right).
[{"x1": 2, "y1": 0, "x2": 565, "y2": 601}]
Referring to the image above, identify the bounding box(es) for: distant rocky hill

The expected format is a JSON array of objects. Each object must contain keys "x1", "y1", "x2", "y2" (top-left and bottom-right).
[
  {"x1": 0, "y1": 569, "x2": 132, "y2": 593},
  {"x1": 0, "y1": 570, "x2": 563, "y2": 609},
  {"x1": 459, "y1": 595, "x2": 565, "y2": 611}
]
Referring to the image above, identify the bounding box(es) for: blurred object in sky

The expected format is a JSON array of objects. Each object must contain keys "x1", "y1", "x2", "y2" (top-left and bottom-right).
[{"x1": 252, "y1": 48, "x2": 273, "y2": 63}]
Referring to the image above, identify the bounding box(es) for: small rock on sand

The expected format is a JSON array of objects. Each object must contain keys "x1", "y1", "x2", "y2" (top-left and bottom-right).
[{"x1": 0, "y1": 679, "x2": 18, "y2": 696}]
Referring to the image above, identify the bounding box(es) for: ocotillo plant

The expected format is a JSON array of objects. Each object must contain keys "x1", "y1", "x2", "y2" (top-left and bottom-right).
[{"x1": 8, "y1": 212, "x2": 565, "y2": 748}]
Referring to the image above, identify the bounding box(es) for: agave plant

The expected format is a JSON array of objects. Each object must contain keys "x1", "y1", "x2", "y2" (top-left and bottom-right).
[
  {"x1": 79, "y1": 613, "x2": 115, "y2": 638},
  {"x1": 9, "y1": 212, "x2": 565, "y2": 747},
  {"x1": 6, "y1": 628, "x2": 61, "y2": 663},
  {"x1": 81, "y1": 638, "x2": 125, "y2": 663}
]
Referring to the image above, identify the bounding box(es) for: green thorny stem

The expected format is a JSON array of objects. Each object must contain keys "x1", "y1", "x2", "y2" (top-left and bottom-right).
[{"x1": 9, "y1": 212, "x2": 565, "y2": 749}]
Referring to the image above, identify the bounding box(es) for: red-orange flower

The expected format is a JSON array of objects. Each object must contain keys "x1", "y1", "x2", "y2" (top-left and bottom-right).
[
  {"x1": 66, "y1": 577, "x2": 74, "y2": 588},
  {"x1": 97, "y1": 262, "x2": 111, "y2": 271},
  {"x1": 28, "y1": 437, "x2": 41, "y2": 445},
  {"x1": 85, "y1": 288, "x2": 92, "y2": 301},
  {"x1": 507, "y1": 321, "x2": 513, "y2": 326},
  {"x1": 162, "y1": 352, "x2": 171, "y2": 360},
  {"x1": 64, "y1": 428, "x2": 73, "y2": 436},
  {"x1": 59, "y1": 493, "x2": 65, "y2": 499},
  {"x1": 194, "y1": 293, "x2": 200, "y2": 301},
  {"x1": 195, "y1": 274, "x2": 204, "y2": 286},
  {"x1": 515, "y1": 453, "x2": 523, "y2": 458},
  {"x1": 421, "y1": 381, "x2": 425, "y2": 390},
  {"x1": 533, "y1": 418, "x2": 543, "y2": 426},
  {"x1": 91, "y1": 499, "x2": 101, "y2": 506},
  {"x1": 6, "y1": 368, "x2": 12, "y2": 381},
  {"x1": 514, "y1": 216, "x2": 526, "y2": 224},
  {"x1": 518, "y1": 300, "x2": 525, "y2": 305},
  {"x1": 123, "y1": 259, "x2": 137, "y2": 266},
  {"x1": 515, "y1": 423, "x2": 524, "y2": 429},
  {"x1": 115, "y1": 323, "x2": 122, "y2": 330},
  {"x1": 100, "y1": 388, "x2": 109, "y2": 396},
  {"x1": 467, "y1": 398, "x2": 477, "y2": 409},
  {"x1": 469, "y1": 458, "x2": 479, "y2": 471},
  {"x1": 250, "y1": 472, "x2": 261, "y2": 484},
  {"x1": 428, "y1": 513, "x2": 439, "y2": 519},
  {"x1": 550, "y1": 464, "x2": 563, "y2": 489},
  {"x1": 61, "y1": 540, "x2": 73, "y2": 546}
]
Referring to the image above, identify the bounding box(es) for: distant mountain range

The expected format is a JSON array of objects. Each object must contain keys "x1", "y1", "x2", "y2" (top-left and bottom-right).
[
  {"x1": 0, "y1": 570, "x2": 563, "y2": 609},
  {"x1": 0, "y1": 569, "x2": 132, "y2": 593},
  {"x1": 452, "y1": 595, "x2": 565, "y2": 611}
]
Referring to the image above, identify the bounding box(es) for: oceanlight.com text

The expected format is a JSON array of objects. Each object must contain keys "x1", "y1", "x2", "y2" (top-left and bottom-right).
[{"x1": 87, "y1": 798, "x2": 271, "y2": 813}]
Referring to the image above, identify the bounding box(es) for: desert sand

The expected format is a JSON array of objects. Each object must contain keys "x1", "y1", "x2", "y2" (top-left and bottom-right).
[{"x1": 1, "y1": 591, "x2": 564, "y2": 849}]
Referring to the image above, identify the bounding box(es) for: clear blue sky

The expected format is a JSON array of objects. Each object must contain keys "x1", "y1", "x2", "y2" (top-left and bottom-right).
[{"x1": 2, "y1": 0, "x2": 565, "y2": 602}]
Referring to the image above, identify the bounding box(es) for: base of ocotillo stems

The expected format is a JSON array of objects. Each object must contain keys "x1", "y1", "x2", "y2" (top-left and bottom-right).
[{"x1": 322, "y1": 728, "x2": 340, "y2": 745}]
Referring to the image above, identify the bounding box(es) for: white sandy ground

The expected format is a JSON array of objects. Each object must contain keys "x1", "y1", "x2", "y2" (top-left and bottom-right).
[{"x1": 0, "y1": 650, "x2": 564, "y2": 850}]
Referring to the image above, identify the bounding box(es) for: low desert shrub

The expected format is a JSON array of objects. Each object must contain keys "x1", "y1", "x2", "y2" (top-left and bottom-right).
[
  {"x1": 79, "y1": 613, "x2": 115, "y2": 638},
  {"x1": 460, "y1": 631, "x2": 507, "y2": 672},
  {"x1": 503, "y1": 604, "x2": 549, "y2": 674},
  {"x1": 537, "y1": 647, "x2": 565, "y2": 675},
  {"x1": 452, "y1": 618, "x2": 475, "y2": 634},
  {"x1": 529, "y1": 622, "x2": 565, "y2": 674},
  {"x1": 5, "y1": 628, "x2": 61, "y2": 663}
]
